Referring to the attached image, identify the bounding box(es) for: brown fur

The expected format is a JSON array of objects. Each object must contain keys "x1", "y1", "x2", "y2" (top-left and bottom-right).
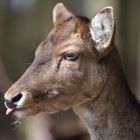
[{"x1": 4, "y1": 3, "x2": 140, "y2": 140}]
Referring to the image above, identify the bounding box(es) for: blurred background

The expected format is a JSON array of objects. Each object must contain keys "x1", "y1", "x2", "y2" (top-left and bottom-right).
[{"x1": 0, "y1": 0, "x2": 140, "y2": 140}]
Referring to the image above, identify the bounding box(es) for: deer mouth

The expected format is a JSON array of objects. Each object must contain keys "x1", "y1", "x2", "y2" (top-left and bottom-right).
[
  {"x1": 6, "y1": 106, "x2": 37, "y2": 118},
  {"x1": 4, "y1": 101, "x2": 31, "y2": 118},
  {"x1": 4, "y1": 89, "x2": 63, "y2": 118},
  {"x1": 5, "y1": 105, "x2": 29, "y2": 116}
]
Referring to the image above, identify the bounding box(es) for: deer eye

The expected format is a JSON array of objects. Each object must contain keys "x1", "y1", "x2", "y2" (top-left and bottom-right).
[{"x1": 64, "y1": 52, "x2": 79, "y2": 61}]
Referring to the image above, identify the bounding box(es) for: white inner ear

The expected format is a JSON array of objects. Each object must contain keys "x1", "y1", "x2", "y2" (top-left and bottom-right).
[{"x1": 90, "y1": 7, "x2": 114, "y2": 52}]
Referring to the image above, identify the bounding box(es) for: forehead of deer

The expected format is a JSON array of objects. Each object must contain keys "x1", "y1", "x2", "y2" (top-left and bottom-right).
[{"x1": 36, "y1": 17, "x2": 89, "y2": 56}]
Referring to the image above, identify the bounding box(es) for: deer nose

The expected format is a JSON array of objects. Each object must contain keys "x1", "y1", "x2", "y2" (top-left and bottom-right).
[
  {"x1": 11, "y1": 92, "x2": 23, "y2": 103},
  {"x1": 5, "y1": 92, "x2": 23, "y2": 109}
]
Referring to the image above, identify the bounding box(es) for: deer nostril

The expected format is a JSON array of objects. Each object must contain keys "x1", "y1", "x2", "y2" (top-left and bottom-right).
[
  {"x1": 11, "y1": 92, "x2": 23, "y2": 103},
  {"x1": 5, "y1": 100, "x2": 17, "y2": 109}
]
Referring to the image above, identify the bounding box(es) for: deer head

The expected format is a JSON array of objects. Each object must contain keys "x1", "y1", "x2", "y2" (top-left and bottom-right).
[{"x1": 4, "y1": 3, "x2": 114, "y2": 118}]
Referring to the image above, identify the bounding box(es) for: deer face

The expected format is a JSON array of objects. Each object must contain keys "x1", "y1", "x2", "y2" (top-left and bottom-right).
[{"x1": 4, "y1": 3, "x2": 114, "y2": 118}]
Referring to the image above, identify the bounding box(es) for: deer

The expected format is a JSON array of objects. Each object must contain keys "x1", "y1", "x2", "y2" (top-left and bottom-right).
[{"x1": 4, "y1": 3, "x2": 140, "y2": 140}]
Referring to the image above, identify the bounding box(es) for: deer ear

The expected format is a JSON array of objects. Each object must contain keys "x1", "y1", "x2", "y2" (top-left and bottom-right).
[
  {"x1": 90, "y1": 7, "x2": 114, "y2": 57},
  {"x1": 53, "y1": 3, "x2": 73, "y2": 25}
]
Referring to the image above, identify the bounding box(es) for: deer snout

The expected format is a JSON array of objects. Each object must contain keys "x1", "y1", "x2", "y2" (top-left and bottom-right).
[
  {"x1": 5, "y1": 92, "x2": 23, "y2": 109},
  {"x1": 4, "y1": 85, "x2": 31, "y2": 113},
  {"x1": 4, "y1": 90, "x2": 25, "y2": 115}
]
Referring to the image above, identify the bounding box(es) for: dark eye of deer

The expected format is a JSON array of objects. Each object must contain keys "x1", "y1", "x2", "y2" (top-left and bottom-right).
[{"x1": 64, "y1": 52, "x2": 79, "y2": 61}]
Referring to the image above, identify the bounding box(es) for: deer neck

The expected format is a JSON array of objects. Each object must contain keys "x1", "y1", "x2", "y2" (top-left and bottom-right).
[{"x1": 73, "y1": 51, "x2": 140, "y2": 140}]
